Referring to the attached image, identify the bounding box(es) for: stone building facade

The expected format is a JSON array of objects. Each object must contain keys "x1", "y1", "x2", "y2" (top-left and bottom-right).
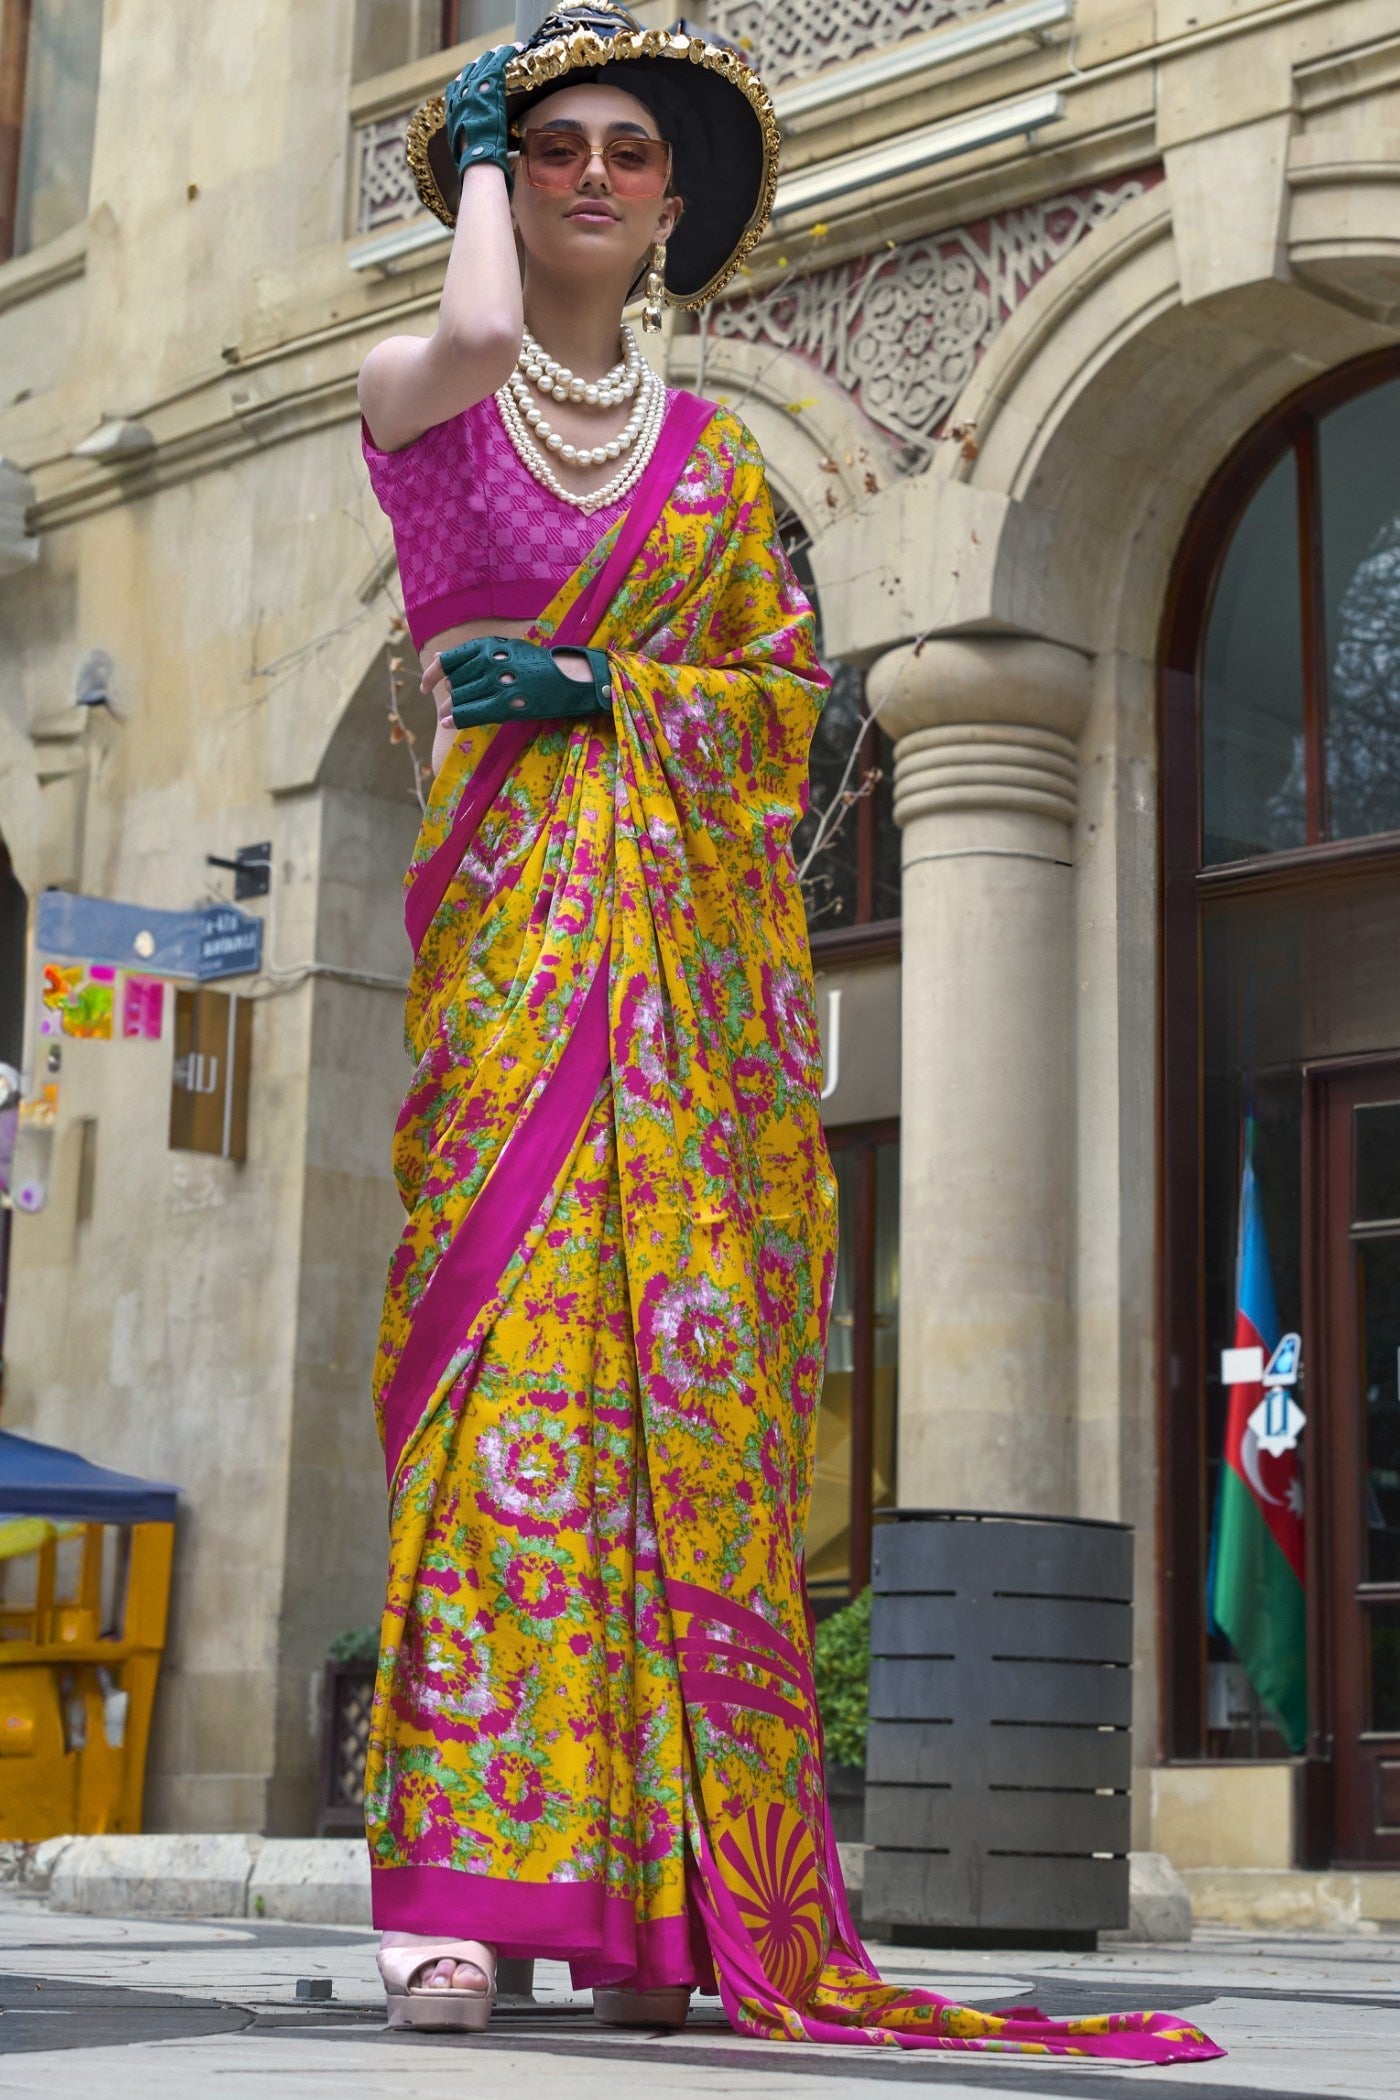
[{"x1": 2, "y1": 0, "x2": 1399, "y2": 1874}]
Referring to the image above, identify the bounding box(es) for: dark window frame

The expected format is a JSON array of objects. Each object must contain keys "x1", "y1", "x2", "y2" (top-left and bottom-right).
[
  {"x1": 821, "y1": 1117, "x2": 899, "y2": 1601},
  {"x1": 0, "y1": 0, "x2": 33, "y2": 264},
  {"x1": 1157, "y1": 344, "x2": 1400, "y2": 1767},
  {"x1": 778, "y1": 511, "x2": 901, "y2": 962},
  {"x1": 439, "y1": 2, "x2": 512, "y2": 48}
]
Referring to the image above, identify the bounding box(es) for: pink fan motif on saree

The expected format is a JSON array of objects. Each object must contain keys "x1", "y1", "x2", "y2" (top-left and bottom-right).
[{"x1": 715, "y1": 1803, "x2": 827, "y2": 2005}]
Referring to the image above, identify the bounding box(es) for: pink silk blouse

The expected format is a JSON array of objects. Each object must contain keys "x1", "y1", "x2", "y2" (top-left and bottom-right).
[{"x1": 362, "y1": 393, "x2": 661, "y2": 651}]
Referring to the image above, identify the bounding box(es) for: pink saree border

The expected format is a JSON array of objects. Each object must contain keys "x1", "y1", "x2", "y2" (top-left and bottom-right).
[
  {"x1": 403, "y1": 388, "x2": 717, "y2": 959},
  {"x1": 380, "y1": 960, "x2": 610, "y2": 1481},
  {"x1": 664, "y1": 1578, "x2": 810, "y2": 1686},
  {"x1": 372, "y1": 1863, "x2": 706, "y2": 1987},
  {"x1": 675, "y1": 1634, "x2": 806, "y2": 1695},
  {"x1": 678, "y1": 1670, "x2": 812, "y2": 1733},
  {"x1": 684, "y1": 1817, "x2": 1221, "y2": 2062}
]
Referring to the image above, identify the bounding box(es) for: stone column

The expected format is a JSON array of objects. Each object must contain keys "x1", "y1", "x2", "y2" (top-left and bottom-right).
[{"x1": 866, "y1": 636, "x2": 1093, "y2": 1515}]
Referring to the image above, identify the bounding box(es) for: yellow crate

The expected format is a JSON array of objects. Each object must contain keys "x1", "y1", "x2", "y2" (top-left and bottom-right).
[{"x1": 0, "y1": 1520, "x2": 173, "y2": 1839}]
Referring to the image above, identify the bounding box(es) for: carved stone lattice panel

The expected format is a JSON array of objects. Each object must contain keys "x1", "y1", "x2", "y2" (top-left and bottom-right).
[
  {"x1": 709, "y1": 170, "x2": 1162, "y2": 467},
  {"x1": 708, "y1": 0, "x2": 1003, "y2": 86},
  {"x1": 357, "y1": 110, "x2": 420, "y2": 233}
]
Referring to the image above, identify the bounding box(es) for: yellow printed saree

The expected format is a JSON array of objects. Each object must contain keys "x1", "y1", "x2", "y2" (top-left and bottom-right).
[{"x1": 365, "y1": 392, "x2": 1220, "y2": 2063}]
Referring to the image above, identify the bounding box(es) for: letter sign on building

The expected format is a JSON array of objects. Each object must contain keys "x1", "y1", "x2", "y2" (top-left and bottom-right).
[{"x1": 169, "y1": 989, "x2": 252, "y2": 1161}]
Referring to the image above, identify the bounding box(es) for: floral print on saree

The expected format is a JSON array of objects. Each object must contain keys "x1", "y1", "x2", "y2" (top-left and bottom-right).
[{"x1": 364, "y1": 393, "x2": 1222, "y2": 2064}]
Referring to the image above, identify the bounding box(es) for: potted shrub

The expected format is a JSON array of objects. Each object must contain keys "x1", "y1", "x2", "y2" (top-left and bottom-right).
[{"x1": 814, "y1": 1586, "x2": 869, "y2": 1842}]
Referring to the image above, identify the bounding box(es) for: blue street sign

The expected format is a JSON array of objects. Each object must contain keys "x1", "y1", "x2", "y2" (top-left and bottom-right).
[
  {"x1": 36, "y1": 891, "x2": 263, "y2": 982},
  {"x1": 196, "y1": 908, "x2": 263, "y2": 980}
]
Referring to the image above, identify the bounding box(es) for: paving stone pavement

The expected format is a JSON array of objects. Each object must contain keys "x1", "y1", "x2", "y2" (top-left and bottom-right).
[{"x1": 0, "y1": 1888, "x2": 1395, "y2": 2099}]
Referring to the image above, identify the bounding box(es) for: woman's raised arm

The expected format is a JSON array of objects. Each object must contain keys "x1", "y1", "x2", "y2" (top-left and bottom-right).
[{"x1": 357, "y1": 46, "x2": 524, "y2": 453}]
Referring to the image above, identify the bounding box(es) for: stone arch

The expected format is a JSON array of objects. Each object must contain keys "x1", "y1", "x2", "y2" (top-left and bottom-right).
[
  {"x1": 940, "y1": 173, "x2": 1400, "y2": 663},
  {"x1": 667, "y1": 332, "x2": 894, "y2": 602},
  {"x1": 261, "y1": 630, "x2": 421, "y2": 1831},
  {"x1": 810, "y1": 148, "x2": 1400, "y2": 1761},
  {"x1": 816, "y1": 147, "x2": 1400, "y2": 671}
]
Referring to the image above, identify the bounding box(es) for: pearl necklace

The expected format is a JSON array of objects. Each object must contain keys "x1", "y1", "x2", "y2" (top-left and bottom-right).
[
  {"x1": 508, "y1": 325, "x2": 645, "y2": 469},
  {"x1": 505, "y1": 363, "x2": 650, "y2": 470},
  {"x1": 520, "y1": 324, "x2": 640, "y2": 408},
  {"x1": 495, "y1": 336, "x2": 667, "y2": 513}
]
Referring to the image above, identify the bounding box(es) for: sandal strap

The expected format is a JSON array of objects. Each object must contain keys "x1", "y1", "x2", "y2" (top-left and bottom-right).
[{"x1": 378, "y1": 1940, "x2": 497, "y2": 1995}]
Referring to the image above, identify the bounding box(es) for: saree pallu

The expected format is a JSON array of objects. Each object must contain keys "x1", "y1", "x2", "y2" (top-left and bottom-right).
[{"x1": 364, "y1": 392, "x2": 1221, "y2": 2066}]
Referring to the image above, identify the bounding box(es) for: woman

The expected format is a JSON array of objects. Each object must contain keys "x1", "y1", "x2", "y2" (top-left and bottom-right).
[{"x1": 358, "y1": 4, "x2": 1221, "y2": 2064}]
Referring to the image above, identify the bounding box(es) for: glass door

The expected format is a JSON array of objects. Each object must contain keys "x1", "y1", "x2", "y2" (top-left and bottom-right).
[{"x1": 1316, "y1": 1061, "x2": 1400, "y2": 1861}]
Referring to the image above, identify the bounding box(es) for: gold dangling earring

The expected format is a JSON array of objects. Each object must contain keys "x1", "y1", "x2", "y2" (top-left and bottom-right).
[{"x1": 642, "y1": 240, "x2": 666, "y2": 333}]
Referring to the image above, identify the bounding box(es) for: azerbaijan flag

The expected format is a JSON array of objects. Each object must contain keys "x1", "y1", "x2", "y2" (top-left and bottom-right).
[{"x1": 1208, "y1": 1135, "x2": 1307, "y2": 1751}]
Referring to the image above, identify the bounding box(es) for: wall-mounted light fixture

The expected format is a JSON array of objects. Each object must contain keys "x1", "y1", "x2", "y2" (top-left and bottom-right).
[
  {"x1": 71, "y1": 420, "x2": 156, "y2": 464},
  {"x1": 772, "y1": 90, "x2": 1066, "y2": 222},
  {"x1": 777, "y1": 0, "x2": 1074, "y2": 129},
  {"x1": 348, "y1": 219, "x2": 452, "y2": 278}
]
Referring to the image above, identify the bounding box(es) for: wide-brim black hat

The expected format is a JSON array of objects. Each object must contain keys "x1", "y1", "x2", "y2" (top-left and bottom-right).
[{"x1": 404, "y1": 5, "x2": 779, "y2": 308}]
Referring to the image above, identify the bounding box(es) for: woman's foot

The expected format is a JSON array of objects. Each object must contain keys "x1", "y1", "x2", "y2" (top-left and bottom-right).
[
  {"x1": 592, "y1": 1985, "x2": 692, "y2": 2029},
  {"x1": 377, "y1": 1932, "x2": 497, "y2": 2031}
]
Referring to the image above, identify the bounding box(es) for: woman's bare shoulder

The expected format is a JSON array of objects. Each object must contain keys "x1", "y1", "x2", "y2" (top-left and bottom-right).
[
  {"x1": 358, "y1": 336, "x2": 440, "y2": 454},
  {"x1": 358, "y1": 329, "x2": 510, "y2": 454}
]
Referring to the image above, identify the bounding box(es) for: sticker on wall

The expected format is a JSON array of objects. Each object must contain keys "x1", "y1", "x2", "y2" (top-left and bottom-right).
[
  {"x1": 1263, "y1": 1332, "x2": 1301, "y2": 1386},
  {"x1": 41, "y1": 961, "x2": 117, "y2": 1040},
  {"x1": 40, "y1": 962, "x2": 79, "y2": 1037},
  {"x1": 121, "y1": 976, "x2": 165, "y2": 1040},
  {"x1": 1248, "y1": 1387, "x2": 1306, "y2": 1457},
  {"x1": 9, "y1": 1085, "x2": 58, "y2": 1213}
]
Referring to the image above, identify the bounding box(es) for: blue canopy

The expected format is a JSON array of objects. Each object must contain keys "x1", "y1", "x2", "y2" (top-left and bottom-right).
[{"x1": 0, "y1": 1429, "x2": 177, "y2": 1524}]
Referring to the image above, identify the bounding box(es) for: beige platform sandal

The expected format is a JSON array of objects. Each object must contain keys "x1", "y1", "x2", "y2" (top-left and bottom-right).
[
  {"x1": 592, "y1": 1986, "x2": 692, "y2": 2029},
  {"x1": 377, "y1": 1939, "x2": 497, "y2": 2032}
]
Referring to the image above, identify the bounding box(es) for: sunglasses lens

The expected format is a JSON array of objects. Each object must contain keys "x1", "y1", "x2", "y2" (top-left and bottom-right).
[
  {"x1": 607, "y1": 140, "x2": 671, "y2": 196},
  {"x1": 521, "y1": 134, "x2": 591, "y2": 187},
  {"x1": 519, "y1": 133, "x2": 671, "y2": 196}
]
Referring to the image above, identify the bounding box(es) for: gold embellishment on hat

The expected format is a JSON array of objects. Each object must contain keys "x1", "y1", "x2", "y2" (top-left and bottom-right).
[{"x1": 404, "y1": 22, "x2": 780, "y2": 310}]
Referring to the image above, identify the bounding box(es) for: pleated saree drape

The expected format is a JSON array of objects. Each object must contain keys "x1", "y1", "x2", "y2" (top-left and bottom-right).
[{"x1": 364, "y1": 391, "x2": 1221, "y2": 2065}]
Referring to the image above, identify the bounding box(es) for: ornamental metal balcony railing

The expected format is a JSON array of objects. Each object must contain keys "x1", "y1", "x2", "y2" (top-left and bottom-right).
[
  {"x1": 351, "y1": 0, "x2": 1008, "y2": 238},
  {"x1": 706, "y1": 0, "x2": 1003, "y2": 89}
]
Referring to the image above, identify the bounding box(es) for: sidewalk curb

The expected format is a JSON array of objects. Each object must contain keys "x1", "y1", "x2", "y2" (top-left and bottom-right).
[
  {"x1": 15, "y1": 1835, "x2": 371, "y2": 1925},
  {"x1": 1102, "y1": 1852, "x2": 1193, "y2": 1944},
  {"x1": 49, "y1": 1834, "x2": 267, "y2": 1919},
  {"x1": 11, "y1": 1836, "x2": 1194, "y2": 1943},
  {"x1": 249, "y1": 1838, "x2": 371, "y2": 1925},
  {"x1": 1182, "y1": 1866, "x2": 1400, "y2": 1934}
]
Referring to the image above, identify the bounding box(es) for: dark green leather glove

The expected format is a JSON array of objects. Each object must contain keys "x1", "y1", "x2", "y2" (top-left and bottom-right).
[
  {"x1": 444, "y1": 43, "x2": 515, "y2": 185},
  {"x1": 444, "y1": 637, "x2": 613, "y2": 730}
]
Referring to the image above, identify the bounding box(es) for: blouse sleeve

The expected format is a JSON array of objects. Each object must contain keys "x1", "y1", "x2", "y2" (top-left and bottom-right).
[
  {"x1": 361, "y1": 417, "x2": 416, "y2": 526},
  {"x1": 361, "y1": 412, "x2": 467, "y2": 526}
]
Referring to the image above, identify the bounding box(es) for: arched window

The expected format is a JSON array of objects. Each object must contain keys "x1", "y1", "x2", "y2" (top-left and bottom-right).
[
  {"x1": 1194, "y1": 357, "x2": 1400, "y2": 862},
  {"x1": 0, "y1": 0, "x2": 104, "y2": 262},
  {"x1": 1160, "y1": 349, "x2": 1400, "y2": 1863}
]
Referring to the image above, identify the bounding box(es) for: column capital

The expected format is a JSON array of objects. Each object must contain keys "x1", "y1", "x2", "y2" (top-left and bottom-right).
[
  {"x1": 866, "y1": 634, "x2": 1093, "y2": 744},
  {"x1": 869, "y1": 636, "x2": 1094, "y2": 838}
]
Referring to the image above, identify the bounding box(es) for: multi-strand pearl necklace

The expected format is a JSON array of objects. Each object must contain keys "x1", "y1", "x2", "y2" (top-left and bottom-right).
[
  {"x1": 521, "y1": 324, "x2": 640, "y2": 408},
  {"x1": 495, "y1": 323, "x2": 665, "y2": 514}
]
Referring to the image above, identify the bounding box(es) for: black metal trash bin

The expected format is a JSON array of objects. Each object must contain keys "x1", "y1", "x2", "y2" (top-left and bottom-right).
[{"x1": 863, "y1": 1510, "x2": 1132, "y2": 1944}]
